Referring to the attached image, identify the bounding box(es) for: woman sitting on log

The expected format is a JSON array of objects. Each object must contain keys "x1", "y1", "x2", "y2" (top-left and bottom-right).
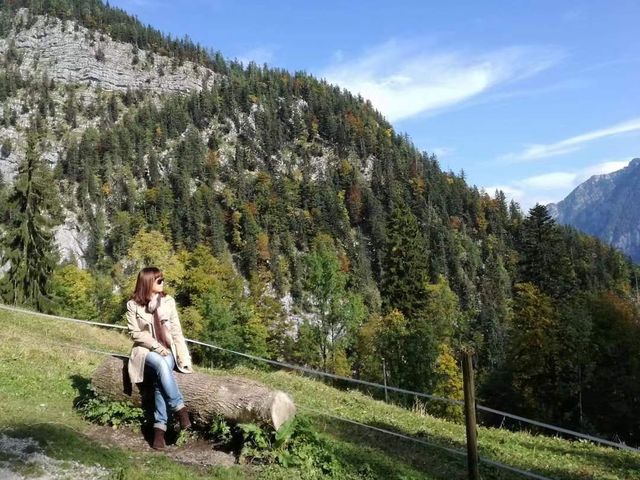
[{"x1": 126, "y1": 266, "x2": 193, "y2": 449}]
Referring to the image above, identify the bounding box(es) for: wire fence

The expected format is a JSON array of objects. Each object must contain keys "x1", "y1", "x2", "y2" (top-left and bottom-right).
[
  {"x1": 298, "y1": 406, "x2": 554, "y2": 480},
  {"x1": 28, "y1": 335, "x2": 554, "y2": 480},
  {"x1": 2, "y1": 302, "x2": 639, "y2": 458},
  {"x1": 21, "y1": 333, "x2": 470, "y2": 463},
  {"x1": 186, "y1": 336, "x2": 639, "y2": 453}
]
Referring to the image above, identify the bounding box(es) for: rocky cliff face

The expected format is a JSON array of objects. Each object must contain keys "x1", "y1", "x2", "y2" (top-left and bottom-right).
[
  {"x1": 548, "y1": 158, "x2": 640, "y2": 262},
  {"x1": 0, "y1": 9, "x2": 219, "y2": 181},
  {"x1": 0, "y1": 9, "x2": 218, "y2": 265},
  {"x1": 0, "y1": 9, "x2": 216, "y2": 94}
]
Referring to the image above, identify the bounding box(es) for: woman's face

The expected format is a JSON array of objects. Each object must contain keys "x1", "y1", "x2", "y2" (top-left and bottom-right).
[{"x1": 151, "y1": 275, "x2": 165, "y2": 294}]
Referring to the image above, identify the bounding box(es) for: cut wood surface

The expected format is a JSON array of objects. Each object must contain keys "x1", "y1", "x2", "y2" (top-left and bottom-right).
[{"x1": 91, "y1": 356, "x2": 296, "y2": 430}]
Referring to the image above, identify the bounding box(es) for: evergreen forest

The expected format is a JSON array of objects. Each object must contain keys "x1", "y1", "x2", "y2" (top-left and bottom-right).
[{"x1": 0, "y1": 0, "x2": 639, "y2": 447}]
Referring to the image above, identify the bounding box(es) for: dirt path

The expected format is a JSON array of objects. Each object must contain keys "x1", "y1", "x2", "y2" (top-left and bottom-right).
[
  {"x1": 84, "y1": 424, "x2": 237, "y2": 468},
  {"x1": 0, "y1": 426, "x2": 237, "y2": 479}
]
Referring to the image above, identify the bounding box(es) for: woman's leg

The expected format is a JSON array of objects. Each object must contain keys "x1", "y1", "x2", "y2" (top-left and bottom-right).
[{"x1": 145, "y1": 351, "x2": 185, "y2": 430}]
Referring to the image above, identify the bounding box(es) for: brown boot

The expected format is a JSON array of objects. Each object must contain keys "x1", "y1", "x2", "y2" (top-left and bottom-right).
[
  {"x1": 152, "y1": 427, "x2": 166, "y2": 449},
  {"x1": 175, "y1": 407, "x2": 191, "y2": 430}
]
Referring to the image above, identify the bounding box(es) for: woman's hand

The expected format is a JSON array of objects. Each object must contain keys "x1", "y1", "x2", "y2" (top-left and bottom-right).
[{"x1": 153, "y1": 345, "x2": 170, "y2": 356}]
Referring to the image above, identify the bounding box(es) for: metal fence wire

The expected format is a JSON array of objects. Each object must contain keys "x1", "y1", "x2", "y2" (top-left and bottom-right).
[{"x1": 3, "y1": 302, "x2": 639, "y2": 480}]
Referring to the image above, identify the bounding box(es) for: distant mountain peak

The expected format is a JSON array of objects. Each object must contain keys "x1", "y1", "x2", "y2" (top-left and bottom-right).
[{"x1": 549, "y1": 158, "x2": 640, "y2": 262}]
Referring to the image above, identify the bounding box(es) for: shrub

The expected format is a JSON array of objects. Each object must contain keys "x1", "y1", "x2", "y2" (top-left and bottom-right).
[
  {"x1": 210, "y1": 415, "x2": 344, "y2": 474},
  {"x1": 76, "y1": 385, "x2": 144, "y2": 429}
]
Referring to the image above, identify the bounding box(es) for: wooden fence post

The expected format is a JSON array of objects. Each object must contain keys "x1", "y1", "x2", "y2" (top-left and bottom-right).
[
  {"x1": 462, "y1": 349, "x2": 480, "y2": 480},
  {"x1": 382, "y1": 357, "x2": 389, "y2": 402}
]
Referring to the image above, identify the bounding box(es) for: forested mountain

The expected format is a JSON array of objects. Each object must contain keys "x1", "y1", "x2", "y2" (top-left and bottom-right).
[
  {"x1": 0, "y1": 0, "x2": 638, "y2": 445},
  {"x1": 548, "y1": 158, "x2": 640, "y2": 262}
]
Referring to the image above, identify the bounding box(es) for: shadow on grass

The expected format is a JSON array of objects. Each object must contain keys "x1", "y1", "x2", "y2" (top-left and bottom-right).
[
  {"x1": 305, "y1": 414, "x2": 513, "y2": 480},
  {"x1": 491, "y1": 433, "x2": 640, "y2": 479},
  {"x1": 308, "y1": 411, "x2": 639, "y2": 480},
  {"x1": 70, "y1": 374, "x2": 92, "y2": 408},
  {"x1": 1, "y1": 422, "x2": 130, "y2": 472},
  {"x1": 69, "y1": 373, "x2": 198, "y2": 449}
]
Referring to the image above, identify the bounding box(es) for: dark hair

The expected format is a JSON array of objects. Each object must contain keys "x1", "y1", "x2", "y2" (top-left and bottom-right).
[{"x1": 131, "y1": 267, "x2": 165, "y2": 305}]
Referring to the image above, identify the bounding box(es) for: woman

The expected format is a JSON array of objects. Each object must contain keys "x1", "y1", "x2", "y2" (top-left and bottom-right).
[{"x1": 126, "y1": 267, "x2": 193, "y2": 449}]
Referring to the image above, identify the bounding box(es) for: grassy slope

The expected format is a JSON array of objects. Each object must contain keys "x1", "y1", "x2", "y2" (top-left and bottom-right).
[{"x1": 0, "y1": 308, "x2": 638, "y2": 480}]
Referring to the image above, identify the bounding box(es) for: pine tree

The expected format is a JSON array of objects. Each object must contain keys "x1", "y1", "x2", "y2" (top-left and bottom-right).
[
  {"x1": 476, "y1": 236, "x2": 512, "y2": 370},
  {"x1": 0, "y1": 129, "x2": 62, "y2": 311},
  {"x1": 381, "y1": 193, "x2": 429, "y2": 318},
  {"x1": 584, "y1": 292, "x2": 640, "y2": 442},
  {"x1": 504, "y1": 282, "x2": 559, "y2": 419},
  {"x1": 520, "y1": 204, "x2": 575, "y2": 298}
]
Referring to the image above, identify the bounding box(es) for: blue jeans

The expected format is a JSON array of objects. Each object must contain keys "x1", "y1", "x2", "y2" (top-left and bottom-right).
[{"x1": 145, "y1": 351, "x2": 185, "y2": 430}]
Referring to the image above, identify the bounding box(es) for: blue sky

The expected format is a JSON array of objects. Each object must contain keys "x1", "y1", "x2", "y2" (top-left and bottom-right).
[{"x1": 109, "y1": 0, "x2": 640, "y2": 209}]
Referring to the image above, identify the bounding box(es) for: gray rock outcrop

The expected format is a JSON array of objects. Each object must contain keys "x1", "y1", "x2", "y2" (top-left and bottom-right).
[
  {"x1": 0, "y1": 10, "x2": 216, "y2": 94},
  {"x1": 548, "y1": 158, "x2": 640, "y2": 262}
]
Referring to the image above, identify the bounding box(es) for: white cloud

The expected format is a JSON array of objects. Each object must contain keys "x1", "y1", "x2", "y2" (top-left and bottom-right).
[
  {"x1": 581, "y1": 160, "x2": 630, "y2": 178},
  {"x1": 483, "y1": 185, "x2": 525, "y2": 201},
  {"x1": 486, "y1": 158, "x2": 634, "y2": 210},
  {"x1": 500, "y1": 117, "x2": 640, "y2": 162},
  {"x1": 236, "y1": 46, "x2": 275, "y2": 66},
  {"x1": 519, "y1": 171, "x2": 577, "y2": 190},
  {"x1": 321, "y1": 40, "x2": 562, "y2": 122},
  {"x1": 432, "y1": 147, "x2": 454, "y2": 158}
]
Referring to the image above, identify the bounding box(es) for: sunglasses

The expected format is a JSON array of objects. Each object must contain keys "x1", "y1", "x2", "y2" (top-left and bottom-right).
[{"x1": 155, "y1": 278, "x2": 165, "y2": 285}]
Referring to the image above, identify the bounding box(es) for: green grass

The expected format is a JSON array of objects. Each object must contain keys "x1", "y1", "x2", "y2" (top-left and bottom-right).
[{"x1": 1, "y1": 307, "x2": 638, "y2": 479}]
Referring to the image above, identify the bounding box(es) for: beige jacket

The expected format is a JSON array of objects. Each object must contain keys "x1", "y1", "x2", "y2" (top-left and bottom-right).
[{"x1": 126, "y1": 294, "x2": 193, "y2": 384}]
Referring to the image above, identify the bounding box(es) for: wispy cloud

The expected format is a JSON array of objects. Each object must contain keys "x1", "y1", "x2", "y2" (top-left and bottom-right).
[
  {"x1": 483, "y1": 184, "x2": 525, "y2": 200},
  {"x1": 236, "y1": 46, "x2": 276, "y2": 66},
  {"x1": 519, "y1": 171, "x2": 577, "y2": 190},
  {"x1": 579, "y1": 160, "x2": 632, "y2": 180},
  {"x1": 321, "y1": 40, "x2": 562, "y2": 122},
  {"x1": 500, "y1": 117, "x2": 640, "y2": 162},
  {"x1": 576, "y1": 56, "x2": 640, "y2": 75},
  {"x1": 115, "y1": 0, "x2": 166, "y2": 8},
  {"x1": 432, "y1": 147, "x2": 455, "y2": 158},
  {"x1": 485, "y1": 158, "x2": 632, "y2": 209}
]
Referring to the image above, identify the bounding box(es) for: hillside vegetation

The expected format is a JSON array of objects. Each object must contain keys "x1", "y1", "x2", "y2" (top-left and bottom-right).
[
  {"x1": 0, "y1": 0, "x2": 638, "y2": 450},
  {"x1": 1, "y1": 307, "x2": 639, "y2": 479}
]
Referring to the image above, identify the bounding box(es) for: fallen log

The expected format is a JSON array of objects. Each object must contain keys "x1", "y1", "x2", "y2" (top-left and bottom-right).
[{"x1": 91, "y1": 356, "x2": 296, "y2": 430}]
